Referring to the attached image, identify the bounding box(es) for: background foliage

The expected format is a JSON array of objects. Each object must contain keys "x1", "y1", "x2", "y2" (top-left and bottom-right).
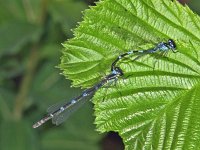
[{"x1": 0, "y1": 0, "x2": 199, "y2": 150}]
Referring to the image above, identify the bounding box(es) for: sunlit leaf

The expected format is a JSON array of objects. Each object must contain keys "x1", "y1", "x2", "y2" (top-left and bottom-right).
[{"x1": 60, "y1": 0, "x2": 200, "y2": 149}]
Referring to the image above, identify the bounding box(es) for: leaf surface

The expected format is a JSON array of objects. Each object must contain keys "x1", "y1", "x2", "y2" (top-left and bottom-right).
[{"x1": 60, "y1": 0, "x2": 200, "y2": 149}]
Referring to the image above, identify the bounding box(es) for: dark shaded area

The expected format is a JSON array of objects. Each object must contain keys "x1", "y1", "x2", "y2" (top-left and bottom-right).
[
  {"x1": 83, "y1": 0, "x2": 99, "y2": 5},
  {"x1": 178, "y1": 0, "x2": 190, "y2": 4},
  {"x1": 101, "y1": 132, "x2": 125, "y2": 150}
]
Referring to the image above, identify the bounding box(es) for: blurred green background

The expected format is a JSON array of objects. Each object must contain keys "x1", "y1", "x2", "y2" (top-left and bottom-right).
[{"x1": 0, "y1": 0, "x2": 199, "y2": 150}]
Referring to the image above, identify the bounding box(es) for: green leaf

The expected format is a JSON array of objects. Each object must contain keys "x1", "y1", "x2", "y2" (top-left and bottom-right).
[
  {"x1": 49, "y1": 0, "x2": 87, "y2": 37},
  {"x1": 60, "y1": 0, "x2": 200, "y2": 149},
  {"x1": 0, "y1": 88, "x2": 14, "y2": 120},
  {"x1": 188, "y1": 0, "x2": 200, "y2": 15},
  {"x1": 0, "y1": 0, "x2": 27, "y2": 23},
  {"x1": 0, "y1": 120, "x2": 38, "y2": 150},
  {"x1": 0, "y1": 21, "x2": 42, "y2": 56},
  {"x1": 41, "y1": 103, "x2": 101, "y2": 150}
]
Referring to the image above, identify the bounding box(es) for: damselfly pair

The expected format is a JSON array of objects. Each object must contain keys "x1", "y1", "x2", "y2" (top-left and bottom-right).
[{"x1": 33, "y1": 39, "x2": 177, "y2": 128}]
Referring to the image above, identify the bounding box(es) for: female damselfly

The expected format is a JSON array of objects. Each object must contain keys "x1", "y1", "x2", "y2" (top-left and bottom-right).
[{"x1": 33, "y1": 67, "x2": 123, "y2": 128}]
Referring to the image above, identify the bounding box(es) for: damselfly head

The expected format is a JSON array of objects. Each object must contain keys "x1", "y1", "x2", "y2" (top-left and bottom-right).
[{"x1": 168, "y1": 39, "x2": 177, "y2": 52}]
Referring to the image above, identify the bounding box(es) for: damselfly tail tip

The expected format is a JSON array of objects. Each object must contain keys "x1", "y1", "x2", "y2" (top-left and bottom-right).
[
  {"x1": 32, "y1": 121, "x2": 43, "y2": 128},
  {"x1": 32, "y1": 124, "x2": 38, "y2": 128},
  {"x1": 32, "y1": 115, "x2": 52, "y2": 128}
]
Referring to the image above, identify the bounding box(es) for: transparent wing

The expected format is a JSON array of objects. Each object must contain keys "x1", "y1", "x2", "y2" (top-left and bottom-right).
[
  {"x1": 46, "y1": 88, "x2": 95, "y2": 114},
  {"x1": 51, "y1": 93, "x2": 94, "y2": 126},
  {"x1": 47, "y1": 100, "x2": 69, "y2": 113}
]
